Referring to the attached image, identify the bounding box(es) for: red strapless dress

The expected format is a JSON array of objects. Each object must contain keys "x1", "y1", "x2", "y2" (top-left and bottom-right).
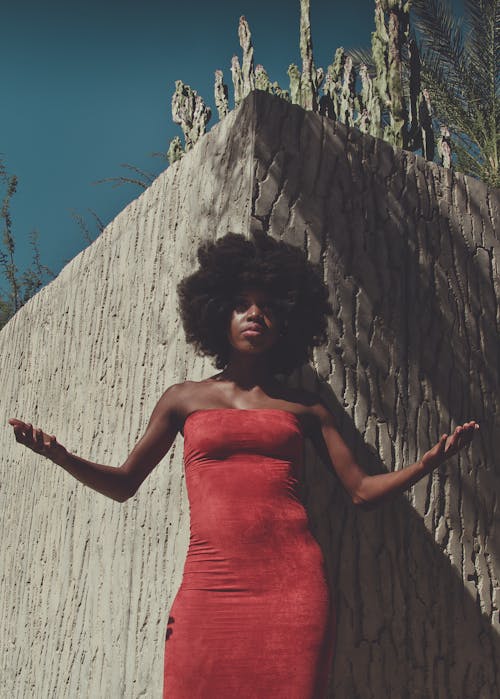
[{"x1": 163, "y1": 409, "x2": 335, "y2": 698}]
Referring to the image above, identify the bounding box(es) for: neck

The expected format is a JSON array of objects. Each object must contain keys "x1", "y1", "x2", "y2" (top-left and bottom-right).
[{"x1": 221, "y1": 352, "x2": 276, "y2": 390}]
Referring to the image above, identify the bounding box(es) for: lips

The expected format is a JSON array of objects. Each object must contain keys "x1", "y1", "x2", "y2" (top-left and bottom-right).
[{"x1": 242, "y1": 323, "x2": 265, "y2": 335}]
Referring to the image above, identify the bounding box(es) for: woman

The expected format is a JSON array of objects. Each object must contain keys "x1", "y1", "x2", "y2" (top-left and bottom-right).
[{"x1": 9, "y1": 231, "x2": 478, "y2": 698}]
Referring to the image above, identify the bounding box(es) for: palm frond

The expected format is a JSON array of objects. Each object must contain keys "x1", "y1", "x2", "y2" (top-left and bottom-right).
[
  {"x1": 410, "y1": 0, "x2": 477, "y2": 98},
  {"x1": 347, "y1": 47, "x2": 375, "y2": 75},
  {"x1": 418, "y1": 58, "x2": 474, "y2": 132},
  {"x1": 463, "y1": 0, "x2": 498, "y2": 109}
]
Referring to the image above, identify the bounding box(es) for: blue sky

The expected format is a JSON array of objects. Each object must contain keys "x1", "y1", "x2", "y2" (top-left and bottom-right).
[{"x1": 1, "y1": 0, "x2": 464, "y2": 288}]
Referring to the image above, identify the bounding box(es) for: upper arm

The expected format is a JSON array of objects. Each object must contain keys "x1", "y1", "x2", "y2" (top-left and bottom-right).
[
  {"x1": 310, "y1": 401, "x2": 368, "y2": 504},
  {"x1": 121, "y1": 383, "x2": 182, "y2": 498}
]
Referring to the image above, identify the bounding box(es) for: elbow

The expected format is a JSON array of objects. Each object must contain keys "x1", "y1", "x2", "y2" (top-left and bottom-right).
[
  {"x1": 351, "y1": 491, "x2": 365, "y2": 506},
  {"x1": 113, "y1": 474, "x2": 136, "y2": 503},
  {"x1": 352, "y1": 493, "x2": 378, "y2": 511},
  {"x1": 351, "y1": 478, "x2": 368, "y2": 507},
  {"x1": 118, "y1": 483, "x2": 138, "y2": 502},
  {"x1": 351, "y1": 481, "x2": 378, "y2": 510},
  {"x1": 352, "y1": 492, "x2": 370, "y2": 508}
]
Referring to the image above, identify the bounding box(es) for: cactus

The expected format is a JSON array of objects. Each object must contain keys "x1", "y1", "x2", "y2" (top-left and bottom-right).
[
  {"x1": 405, "y1": 39, "x2": 435, "y2": 161},
  {"x1": 167, "y1": 136, "x2": 184, "y2": 165},
  {"x1": 171, "y1": 80, "x2": 212, "y2": 152},
  {"x1": 287, "y1": 63, "x2": 302, "y2": 105},
  {"x1": 298, "y1": 0, "x2": 323, "y2": 111},
  {"x1": 321, "y1": 47, "x2": 346, "y2": 120},
  {"x1": 407, "y1": 38, "x2": 421, "y2": 144},
  {"x1": 231, "y1": 55, "x2": 245, "y2": 108},
  {"x1": 418, "y1": 88, "x2": 434, "y2": 161},
  {"x1": 214, "y1": 70, "x2": 230, "y2": 121},
  {"x1": 366, "y1": 0, "x2": 437, "y2": 157},
  {"x1": 254, "y1": 66, "x2": 288, "y2": 100},
  {"x1": 437, "y1": 125, "x2": 452, "y2": 168},
  {"x1": 358, "y1": 108, "x2": 371, "y2": 134},
  {"x1": 255, "y1": 64, "x2": 273, "y2": 93},
  {"x1": 372, "y1": 2, "x2": 390, "y2": 110},
  {"x1": 339, "y1": 55, "x2": 357, "y2": 127},
  {"x1": 191, "y1": 95, "x2": 211, "y2": 146},
  {"x1": 358, "y1": 63, "x2": 382, "y2": 137},
  {"x1": 371, "y1": 0, "x2": 411, "y2": 149},
  {"x1": 230, "y1": 16, "x2": 257, "y2": 109},
  {"x1": 166, "y1": 0, "x2": 440, "y2": 173},
  {"x1": 386, "y1": 2, "x2": 410, "y2": 147},
  {"x1": 270, "y1": 83, "x2": 290, "y2": 101},
  {"x1": 238, "y1": 16, "x2": 256, "y2": 100}
]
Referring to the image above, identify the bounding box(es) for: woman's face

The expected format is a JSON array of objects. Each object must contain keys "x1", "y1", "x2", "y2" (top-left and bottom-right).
[{"x1": 226, "y1": 287, "x2": 281, "y2": 355}]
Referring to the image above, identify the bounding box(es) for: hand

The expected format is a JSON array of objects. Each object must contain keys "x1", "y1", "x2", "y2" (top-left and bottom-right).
[
  {"x1": 8, "y1": 418, "x2": 69, "y2": 465},
  {"x1": 421, "y1": 421, "x2": 479, "y2": 473}
]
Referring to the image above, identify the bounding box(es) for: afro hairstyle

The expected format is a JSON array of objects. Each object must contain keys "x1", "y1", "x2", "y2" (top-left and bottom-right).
[{"x1": 176, "y1": 231, "x2": 333, "y2": 376}]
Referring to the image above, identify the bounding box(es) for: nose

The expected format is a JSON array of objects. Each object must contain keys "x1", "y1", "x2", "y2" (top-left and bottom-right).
[
  {"x1": 246, "y1": 302, "x2": 264, "y2": 316},
  {"x1": 246, "y1": 305, "x2": 266, "y2": 324}
]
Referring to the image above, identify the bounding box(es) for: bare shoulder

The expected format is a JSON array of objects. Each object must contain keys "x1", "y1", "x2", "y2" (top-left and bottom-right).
[
  {"x1": 271, "y1": 384, "x2": 333, "y2": 436},
  {"x1": 156, "y1": 378, "x2": 218, "y2": 423},
  {"x1": 306, "y1": 397, "x2": 336, "y2": 426},
  {"x1": 157, "y1": 379, "x2": 211, "y2": 399},
  {"x1": 152, "y1": 382, "x2": 190, "y2": 420},
  {"x1": 287, "y1": 386, "x2": 336, "y2": 429},
  {"x1": 156, "y1": 381, "x2": 185, "y2": 404}
]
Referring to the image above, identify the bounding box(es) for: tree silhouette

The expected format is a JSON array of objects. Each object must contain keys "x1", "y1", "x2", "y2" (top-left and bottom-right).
[{"x1": 0, "y1": 166, "x2": 56, "y2": 330}]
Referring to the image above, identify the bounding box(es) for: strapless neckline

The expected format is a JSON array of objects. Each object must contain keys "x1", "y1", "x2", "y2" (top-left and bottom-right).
[{"x1": 182, "y1": 408, "x2": 303, "y2": 435}]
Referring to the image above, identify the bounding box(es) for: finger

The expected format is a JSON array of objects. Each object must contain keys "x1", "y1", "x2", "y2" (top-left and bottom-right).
[
  {"x1": 30, "y1": 430, "x2": 39, "y2": 447},
  {"x1": 12, "y1": 424, "x2": 26, "y2": 442},
  {"x1": 8, "y1": 418, "x2": 26, "y2": 427},
  {"x1": 450, "y1": 425, "x2": 472, "y2": 452},
  {"x1": 19, "y1": 423, "x2": 32, "y2": 445},
  {"x1": 34, "y1": 428, "x2": 44, "y2": 448},
  {"x1": 444, "y1": 432, "x2": 458, "y2": 454},
  {"x1": 453, "y1": 425, "x2": 463, "y2": 441}
]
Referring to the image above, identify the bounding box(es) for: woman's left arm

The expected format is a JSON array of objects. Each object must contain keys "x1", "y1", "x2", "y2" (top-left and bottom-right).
[{"x1": 311, "y1": 402, "x2": 479, "y2": 508}]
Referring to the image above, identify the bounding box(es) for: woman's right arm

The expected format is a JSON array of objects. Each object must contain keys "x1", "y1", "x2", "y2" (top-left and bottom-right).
[{"x1": 8, "y1": 383, "x2": 183, "y2": 503}]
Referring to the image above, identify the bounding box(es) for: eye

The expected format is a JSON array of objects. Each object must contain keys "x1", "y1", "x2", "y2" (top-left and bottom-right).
[
  {"x1": 233, "y1": 296, "x2": 247, "y2": 311},
  {"x1": 232, "y1": 294, "x2": 276, "y2": 314}
]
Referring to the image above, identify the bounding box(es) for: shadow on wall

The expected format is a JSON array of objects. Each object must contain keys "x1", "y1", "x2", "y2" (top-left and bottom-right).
[
  {"x1": 248, "y1": 91, "x2": 499, "y2": 698},
  {"x1": 299, "y1": 365, "x2": 499, "y2": 699}
]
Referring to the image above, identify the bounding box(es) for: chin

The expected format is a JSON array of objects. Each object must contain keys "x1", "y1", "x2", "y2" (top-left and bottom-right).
[{"x1": 238, "y1": 340, "x2": 271, "y2": 353}]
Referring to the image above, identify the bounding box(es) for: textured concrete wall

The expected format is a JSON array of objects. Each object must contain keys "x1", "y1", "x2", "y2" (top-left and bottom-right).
[
  {"x1": 249, "y1": 92, "x2": 499, "y2": 698},
  {"x1": 1, "y1": 91, "x2": 498, "y2": 698},
  {"x1": 0, "y1": 99, "x2": 255, "y2": 698}
]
